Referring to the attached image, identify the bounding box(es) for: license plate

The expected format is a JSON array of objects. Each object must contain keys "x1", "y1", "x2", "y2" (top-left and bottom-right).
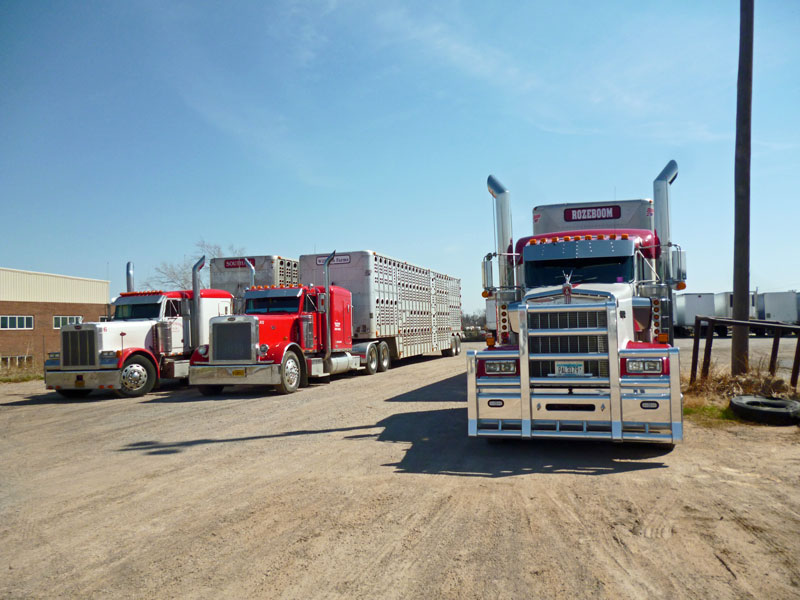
[
  {"x1": 231, "y1": 368, "x2": 246, "y2": 377},
  {"x1": 75, "y1": 379, "x2": 85, "y2": 387},
  {"x1": 555, "y1": 361, "x2": 584, "y2": 376}
]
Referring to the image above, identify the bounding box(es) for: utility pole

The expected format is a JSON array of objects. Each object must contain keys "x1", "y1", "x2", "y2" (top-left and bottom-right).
[{"x1": 732, "y1": 0, "x2": 754, "y2": 375}]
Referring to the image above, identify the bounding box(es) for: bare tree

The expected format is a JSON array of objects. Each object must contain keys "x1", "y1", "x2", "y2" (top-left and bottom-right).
[
  {"x1": 144, "y1": 240, "x2": 246, "y2": 290},
  {"x1": 732, "y1": 0, "x2": 754, "y2": 375}
]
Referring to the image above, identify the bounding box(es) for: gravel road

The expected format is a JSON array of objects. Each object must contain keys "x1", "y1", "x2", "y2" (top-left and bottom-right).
[{"x1": 1, "y1": 342, "x2": 799, "y2": 598}]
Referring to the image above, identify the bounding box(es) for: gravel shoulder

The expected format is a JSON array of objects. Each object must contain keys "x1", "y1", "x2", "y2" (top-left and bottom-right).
[{"x1": 1, "y1": 342, "x2": 799, "y2": 599}]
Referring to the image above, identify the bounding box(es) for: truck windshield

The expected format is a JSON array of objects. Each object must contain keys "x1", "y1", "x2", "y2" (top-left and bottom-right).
[
  {"x1": 113, "y1": 303, "x2": 161, "y2": 320},
  {"x1": 525, "y1": 256, "x2": 634, "y2": 287},
  {"x1": 245, "y1": 296, "x2": 300, "y2": 314}
]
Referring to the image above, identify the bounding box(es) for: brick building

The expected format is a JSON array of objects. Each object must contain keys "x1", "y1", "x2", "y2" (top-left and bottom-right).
[{"x1": 0, "y1": 268, "x2": 109, "y2": 368}]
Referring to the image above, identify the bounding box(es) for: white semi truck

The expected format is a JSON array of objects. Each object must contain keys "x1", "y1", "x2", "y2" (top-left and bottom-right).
[
  {"x1": 468, "y1": 161, "x2": 687, "y2": 444},
  {"x1": 44, "y1": 258, "x2": 233, "y2": 397}
]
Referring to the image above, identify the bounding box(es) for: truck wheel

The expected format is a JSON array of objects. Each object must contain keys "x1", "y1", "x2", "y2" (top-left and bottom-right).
[
  {"x1": 198, "y1": 385, "x2": 224, "y2": 396},
  {"x1": 441, "y1": 337, "x2": 456, "y2": 357},
  {"x1": 715, "y1": 326, "x2": 728, "y2": 338},
  {"x1": 276, "y1": 351, "x2": 301, "y2": 394},
  {"x1": 377, "y1": 341, "x2": 391, "y2": 372},
  {"x1": 56, "y1": 389, "x2": 92, "y2": 399},
  {"x1": 118, "y1": 356, "x2": 156, "y2": 397},
  {"x1": 363, "y1": 345, "x2": 378, "y2": 375}
]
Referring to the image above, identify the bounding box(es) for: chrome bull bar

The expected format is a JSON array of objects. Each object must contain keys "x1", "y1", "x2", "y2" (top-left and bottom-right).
[{"x1": 467, "y1": 301, "x2": 683, "y2": 443}]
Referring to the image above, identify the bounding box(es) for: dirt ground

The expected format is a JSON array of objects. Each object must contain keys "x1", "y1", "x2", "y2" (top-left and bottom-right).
[{"x1": 1, "y1": 341, "x2": 799, "y2": 599}]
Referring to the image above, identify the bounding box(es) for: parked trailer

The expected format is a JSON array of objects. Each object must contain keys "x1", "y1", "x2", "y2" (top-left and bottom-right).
[
  {"x1": 674, "y1": 293, "x2": 716, "y2": 337},
  {"x1": 189, "y1": 250, "x2": 463, "y2": 395},
  {"x1": 45, "y1": 258, "x2": 233, "y2": 397},
  {"x1": 712, "y1": 292, "x2": 757, "y2": 337},
  {"x1": 757, "y1": 292, "x2": 798, "y2": 323},
  {"x1": 210, "y1": 255, "x2": 298, "y2": 310}
]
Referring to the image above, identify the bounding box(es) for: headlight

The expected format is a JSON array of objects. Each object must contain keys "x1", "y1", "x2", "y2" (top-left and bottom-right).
[
  {"x1": 198, "y1": 345, "x2": 209, "y2": 357},
  {"x1": 259, "y1": 344, "x2": 270, "y2": 355},
  {"x1": 626, "y1": 359, "x2": 663, "y2": 374},
  {"x1": 48, "y1": 352, "x2": 60, "y2": 359},
  {"x1": 484, "y1": 360, "x2": 517, "y2": 374}
]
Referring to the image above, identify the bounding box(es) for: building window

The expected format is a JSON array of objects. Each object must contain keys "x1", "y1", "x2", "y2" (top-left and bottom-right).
[
  {"x1": 0, "y1": 316, "x2": 34, "y2": 330},
  {"x1": 53, "y1": 316, "x2": 83, "y2": 329},
  {"x1": 0, "y1": 355, "x2": 33, "y2": 368}
]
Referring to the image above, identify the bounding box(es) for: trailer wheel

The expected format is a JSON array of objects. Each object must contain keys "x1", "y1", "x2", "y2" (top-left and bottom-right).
[
  {"x1": 56, "y1": 389, "x2": 92, "y2": 399},
  {"x1": 441, "y1": 337, "x2": 456, "y2": 357},
  {"x1": 377, "y1": 341, "x2": 391, "y2": 372},
  {"x1": 715, "y1": 326, "x2": 728, "y2": 338},
  {"x1": 454, "y1": 336, "x2": 462, "y2": 356},
  {"x1": 730, "y1": 395, "x2": 800, "y2": 425},
  {"x1": 198, "y1": 385, "x2": 224, "y2": 396},
  {"x1": 118, "y1": 356, "x2": 156, "y2": 397},
  {"x1": 276, "y1": 351, "x2": 301, "y2": 394},
  {"x1": 363, "y1": 345, "x2": 378, "y2": 375}
]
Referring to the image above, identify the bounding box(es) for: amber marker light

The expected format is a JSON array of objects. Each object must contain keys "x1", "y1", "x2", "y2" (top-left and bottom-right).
[
  {"x1": 481, "y1": 290, "x2": 490, "y2": 298},
  {"x1": 676, "y1": 282, "x2": 687, "y2": 290},
  {"x1": 657, "y1": 333, "x2": 670, "y2": 343},
  {"x1": 621, "y1": 233, "x2": 629, "y2": 240}
]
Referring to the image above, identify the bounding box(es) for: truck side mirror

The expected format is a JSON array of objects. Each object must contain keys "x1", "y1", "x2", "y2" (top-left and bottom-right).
[
  {"x1": 671, "y1": 249, "x2": 687, "y2": 283},
  {"x1": 318, "y1": 293, "x2": 327, "y2": 313},
  {"x1": 481, "y1": 254, "x2": 494, "y2": 291}
]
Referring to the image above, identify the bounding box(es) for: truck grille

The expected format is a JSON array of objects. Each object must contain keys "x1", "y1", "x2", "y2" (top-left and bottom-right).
[
  {"x1": 62, "y1": 329, "x2": 97, "y2": 368},
  {"x1": 528, "y1": 310, "x2": 607, "y2": 330},
  {"x1": 212, "y1": 323, "x2": 252, "y2": 361},
  {"x1": 527, "y1": 305, "x2": 612, "y2": 383},
  {"x1": 530, "y1": 335, "x2": 608, "y2": 354}
]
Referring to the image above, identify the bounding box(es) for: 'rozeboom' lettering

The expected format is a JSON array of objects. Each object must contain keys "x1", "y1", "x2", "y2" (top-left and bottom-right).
[{"x1": 564, "y1": 205, "x2": 620, "y2": 222}]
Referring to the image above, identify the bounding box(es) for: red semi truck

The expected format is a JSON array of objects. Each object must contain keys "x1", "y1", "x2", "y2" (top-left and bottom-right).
[{"x1": 188, "y1": 250, "x2": 463, "y2": 395}]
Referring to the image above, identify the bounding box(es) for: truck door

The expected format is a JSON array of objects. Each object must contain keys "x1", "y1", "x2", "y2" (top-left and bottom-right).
[{"x1": 164, "y1": 299, "x2": 185, "y2": 354}]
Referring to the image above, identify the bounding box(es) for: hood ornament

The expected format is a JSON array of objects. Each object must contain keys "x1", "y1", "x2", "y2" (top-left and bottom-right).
[{"x1": 562, "y1": 270, "x2": 573, "y2": 304}]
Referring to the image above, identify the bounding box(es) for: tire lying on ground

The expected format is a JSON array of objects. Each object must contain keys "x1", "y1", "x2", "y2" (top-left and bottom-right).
[{"x1": 729, "y1": 395, "x2": 800, "y2": 425}]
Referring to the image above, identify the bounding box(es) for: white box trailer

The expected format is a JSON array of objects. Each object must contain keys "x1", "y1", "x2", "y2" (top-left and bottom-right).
[
  {"x1": 674, "y1": 293, "x2": 716, "y2": 336},
  {"x1": 712, "y1": 292, "x2": 758, "y2": 337},
  {"x1": 757, "y1": 292, "x2": 798, "y2": 323},
  {"x1": 210, "y1": 256, "x2": 299, "y2": 300},
  {"x1": 299, "y1": 250, "x2": 463, "y2": 359}
]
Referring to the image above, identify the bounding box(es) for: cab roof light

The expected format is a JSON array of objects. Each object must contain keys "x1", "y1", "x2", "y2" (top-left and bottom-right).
[
  {"x1": 621, "y1": 233, "x2": 629, "y2": 240},
  {"x1": 597, "y1": 234, "x2": 605, "y2": 240},
  {"x1": 610, "y1": 234, "x2": 617, "y2": 239},
  {"x1": 584, "y1": 235, "x2": 591, "y2": 240}
]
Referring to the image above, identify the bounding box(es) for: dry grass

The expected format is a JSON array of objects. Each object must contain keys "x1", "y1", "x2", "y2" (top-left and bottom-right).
[
  {"x1": 0, "y1": 365, "x2": 43, "y2": 384},
  {"x1": 682, "y1": 359, "x2": 798, "y2": 426}
]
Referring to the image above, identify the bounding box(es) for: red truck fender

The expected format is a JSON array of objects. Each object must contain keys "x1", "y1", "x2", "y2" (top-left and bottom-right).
[{"x1": 116, "y1": 348, "x2": 161, "y2": 378}]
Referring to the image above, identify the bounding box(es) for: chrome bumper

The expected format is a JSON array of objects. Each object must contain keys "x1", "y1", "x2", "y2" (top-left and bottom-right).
[
  {"x1": 189, "y1": 364, "x2": 281, "y2": 386},
  {"x1": 466, "y1": 302, "x2": 683, "y2": 444},
  {"x1": 44, "y1": 369, "x2": 120, "y2": 390}
]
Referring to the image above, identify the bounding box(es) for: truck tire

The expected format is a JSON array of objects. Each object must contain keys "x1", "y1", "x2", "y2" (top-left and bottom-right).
[
  {"x1": 729, "y1": 395, "x2": 800, "y2": 425},
  {"x1": 56, "y1": 389, "x2": 92, "y2": 399},
  {"x1": 441, "y1": 337, "x2": 456, "y2": 357},
  {"x1": 118, "y1": 356, "x2": 156, "y2": 397},
  {"x1": 276, "y1": 351, "x2": 301, "y2": 394},
  {"x1": 363, "y1": 345, "x2": 378, "y2": 375},
  {"x1": 715, "y1": 326, "x2": 728, "y2": 338},
  {"x1": 198, "y1": 385, "x2": 224, "y2": 396},
  {"x1": 377, "y1": 341, "x2": 391, "y2": 372}
]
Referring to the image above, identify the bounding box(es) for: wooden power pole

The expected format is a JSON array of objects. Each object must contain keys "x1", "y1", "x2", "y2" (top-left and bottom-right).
[{"x1": 732, "y1": 0, "x2": 754, "y2": 375}]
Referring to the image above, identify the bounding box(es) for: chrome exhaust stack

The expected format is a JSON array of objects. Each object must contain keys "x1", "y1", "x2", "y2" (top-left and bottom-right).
[
  {"x1": 126, "y1": 262, "x2": 135, "y2": 292},
  {"x1": 191, "y1": 256, "x2": 205, "y2": 347},
  {"x1": 653, "y1": 160, "x2": 678, "y2": 282},
  {"x1": 322, "y1": 251, "x2": 336, "y2": 371},
  {"x1": 246, "y1": 258, "x2": 256, "y2": 290},
  {"x1": 487, "y1": 175, "x2": 514, "y2": 289}
]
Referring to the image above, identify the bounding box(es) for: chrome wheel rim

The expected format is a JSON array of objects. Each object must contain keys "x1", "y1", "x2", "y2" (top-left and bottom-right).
[
  {"x1": 369, "y1": 350, "x2": 377, "y2": 371},
  {"x1": 285, "y1": 357, "x2": 300, "y2": 388},
  {"x1": 121, "y1": 363, "x2": 148, "y2": 392}
]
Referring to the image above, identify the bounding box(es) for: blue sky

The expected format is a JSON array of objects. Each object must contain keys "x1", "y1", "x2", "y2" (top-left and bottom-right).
[{"x1": 1, "y1": 1, "x2": 798, "y2": 313}]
